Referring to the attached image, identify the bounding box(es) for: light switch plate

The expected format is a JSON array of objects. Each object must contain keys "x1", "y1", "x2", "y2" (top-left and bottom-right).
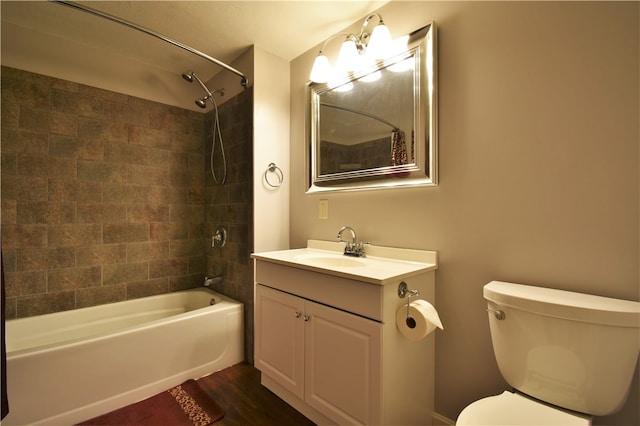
[{"x1": 319, "y1": 199, "x2": 329, "y2": 219}]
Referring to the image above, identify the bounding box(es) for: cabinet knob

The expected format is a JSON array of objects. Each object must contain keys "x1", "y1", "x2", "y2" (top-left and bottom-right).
[
  {"x1": 303, "y1": 315, "x2": 310, "y2": 322},
  {"x1": 294, "y1": 311, "x2": 301, "y2": 318}
]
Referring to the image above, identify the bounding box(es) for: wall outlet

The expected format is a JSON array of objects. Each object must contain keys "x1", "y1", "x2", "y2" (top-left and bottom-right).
[{"x1": 319, "y1": 199, "x2": 329, "y2": 219}]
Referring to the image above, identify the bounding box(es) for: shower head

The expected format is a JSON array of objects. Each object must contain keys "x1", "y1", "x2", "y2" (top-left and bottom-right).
[
  {"x1": 181, "y1": 70, "x2": 224, "y2": 109},
  {"x1": 182, "y1": 70, "x2": 213, "y2": 96},
  {"x1": 195, "y1": 96, "x2": 209, "y2": 109},
  {"x1": 181, "y1": 71, "x2": 194, "y2": 83}
]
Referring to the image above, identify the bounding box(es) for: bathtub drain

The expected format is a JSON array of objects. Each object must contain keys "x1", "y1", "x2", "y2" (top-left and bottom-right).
[{"x1": 210, "y1": 298, "x2": 217, "y2": 305}]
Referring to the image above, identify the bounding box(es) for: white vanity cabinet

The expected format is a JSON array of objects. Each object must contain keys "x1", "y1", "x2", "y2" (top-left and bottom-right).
[
  {"x1": 253, "y1": 241, "x2": 439, "y2": 425},
  {"x1": 256, "y1": 283, "x2": 382, "y2": 425}
]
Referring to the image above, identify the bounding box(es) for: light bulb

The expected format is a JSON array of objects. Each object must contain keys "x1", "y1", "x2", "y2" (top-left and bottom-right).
[
  {"x1": 335, "y1": 38, "x2": 359, "y2": 74},
  {"x1": 366, "y1": 23, "x2": 392, "y2": 60},
  {"x1": 309, "y1": 54, "x2": 332, "y2": 83}
]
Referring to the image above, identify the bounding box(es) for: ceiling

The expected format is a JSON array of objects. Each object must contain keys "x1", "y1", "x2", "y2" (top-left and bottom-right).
[{"x1": 1, "y1": 0, "x2": 389, "y2": 111}]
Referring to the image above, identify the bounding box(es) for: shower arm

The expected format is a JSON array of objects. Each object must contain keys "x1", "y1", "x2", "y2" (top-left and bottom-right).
[
  {"x1": 50, "y1": 0, "x2": 249, "y2": 88},
  {"x1": 190, "y1": 73, "x2": 215, "y2": 98}
]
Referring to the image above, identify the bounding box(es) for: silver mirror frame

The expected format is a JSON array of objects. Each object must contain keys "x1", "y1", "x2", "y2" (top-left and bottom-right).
[{"x1": 306, "y1": 22, "x2": 437, "y2": 193}]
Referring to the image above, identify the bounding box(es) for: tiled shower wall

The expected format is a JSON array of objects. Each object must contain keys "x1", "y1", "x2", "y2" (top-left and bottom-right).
[
  {"x1": 1, "y1": 66, "x2": 254, "y2": 357},
  {"x1": 203, "y1": 88, "x2": 255, "y2": 362}
]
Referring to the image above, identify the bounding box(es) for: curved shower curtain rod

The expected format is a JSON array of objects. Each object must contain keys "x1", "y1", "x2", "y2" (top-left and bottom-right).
[
  {"x1": 320, "y1": 102, "x2": 400, "y2": 132},
  {"x1": 50, "y1": 0, "x2": 249, "y2": 88}
]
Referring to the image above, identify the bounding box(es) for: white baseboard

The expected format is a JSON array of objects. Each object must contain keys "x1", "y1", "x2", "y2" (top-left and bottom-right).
[{"x1": 433, "y1": 411, "x2": 456, "y2": 425}]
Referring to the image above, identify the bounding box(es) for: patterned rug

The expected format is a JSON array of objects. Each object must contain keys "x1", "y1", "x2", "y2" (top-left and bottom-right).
[{"x1": 77, "y1": 380, "x2": 224, "y2": 426}]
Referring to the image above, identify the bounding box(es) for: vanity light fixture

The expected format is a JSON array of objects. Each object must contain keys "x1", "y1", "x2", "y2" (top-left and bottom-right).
[{"x1": 309, "y1": 12, "x2": 393, "y2": 84}]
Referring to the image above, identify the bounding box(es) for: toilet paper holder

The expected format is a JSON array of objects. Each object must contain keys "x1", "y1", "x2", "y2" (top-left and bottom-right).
[{"x1": 398, "y1": 282, "x2": 420, "y2": 328}]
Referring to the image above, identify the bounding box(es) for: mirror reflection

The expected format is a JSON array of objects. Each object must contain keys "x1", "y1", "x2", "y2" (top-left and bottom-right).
[{"x1": 308, "y1": 23, "x2": 437, "y2": 192}]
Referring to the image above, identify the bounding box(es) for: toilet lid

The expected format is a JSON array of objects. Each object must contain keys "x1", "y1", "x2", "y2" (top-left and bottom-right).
[{"x1": 456, "y1": 391, "x2": 591, "y2": 425}]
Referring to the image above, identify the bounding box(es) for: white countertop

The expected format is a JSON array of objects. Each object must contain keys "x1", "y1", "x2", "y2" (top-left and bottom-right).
[{"x1": 251, "y1": 240, "x2": 438, "y2": 285}]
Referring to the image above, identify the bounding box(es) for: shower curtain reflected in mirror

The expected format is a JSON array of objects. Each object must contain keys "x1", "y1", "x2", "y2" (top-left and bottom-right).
[{"x1": 391, "y1": 130, "x2": 407, "y2": 166}]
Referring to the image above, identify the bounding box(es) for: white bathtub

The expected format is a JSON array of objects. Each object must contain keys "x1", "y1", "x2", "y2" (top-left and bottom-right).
[{"x1": 3, "y1": 288, "x2": 244, "y2": 425}]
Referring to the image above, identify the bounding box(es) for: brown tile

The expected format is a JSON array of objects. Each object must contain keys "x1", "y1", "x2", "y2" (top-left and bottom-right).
[
  {"x1": 170, "y1": 204, "x2": 205, "y2": 224},
  {"x1": 149, "y1": 222, "x2": 188, "y2": 241},
  {"x1": 48, "y1": 224, "x2": 102, "y2": 246},
  {"x1": 145, "y1": 148, "x2": 188, "y2": 169},
  {"x1": 49, "y1": 179, "x2": 103, "y2": 203},
  {"x1": 126, "y1": 278, "x2": 169, "y2": 299},
  {"x1": 103, "y1": 223, "x2": 149, "y2": 244},
  {"x1": 128, "y1": 126, "x2": 171, "y2": 149},
  {"x1": 16, "y1": 248, "x2": 50, "y2": 271},
  {"x1": 127, "y1": 203, "x2": 170, "y2": 223},
  {"x1": 103, "y1": 183, "x2": 150, "y2": 204},
  {"x1": 169, "y1": 273, "x2": 202, "y2": 291},
  {"x1": 172, "y1": 131, "x2": 204, "y2": 153},
  {"x1": 1, "y1": 175, "x2": 48, "y2": 202},
  {"x1": 1, "y1": 101, "x2": 20, "y2": 129},
  {"x1": 149, "y1": 258, "x2": 188, "y2": 278},
  {"x1": 1, "y1": 152, "x2": 18, "y2": 176},
  {"x1": 1, "y1": 67, "x2": 52, "y2": 108},
  {"x1": 77, "y1": 159, "x2": 127, "y2": 183},
  {"x1": 17, "y1": 153, "x2": 49, "y2": 177},
  {"x1": 4, "y1": 297, "x2": 17, "y2": 320},
  {"x1": 1, "y1": 224, "x2": 48, "y2": 248},
  {"x1": 47, "y1": 247, "x2": 77, "y2": 270},
  {"x1": 49, "y1": 134, "x2": 103, "y2": 160},
  {"x1": 118, "y1": 98, "x2": 151, "y2": 127},
  {"x1": 51, "y1": 77, "x2": 78, "y2": 93},
  {"x1": 49, "y1": 110, "x2": 78, "y2": 136},
  {"x1": 104, "y1": 140, "x2": 147, "y2": 165},
  {"x1": 126, "y1": 164, "x2": 170, "y2": 186},
  {"x1": 50, "y1": 89, "x2": 83, "y2": 115},
  {"x1": 170, "y1": 238, "x2": 204, "y2": 258},
  {"x1": 2, "y1": 248, "x2": 17, "y2": 273},
  {"x1": 76, "y1": 243, "x2": 127, "y2": 266},
  {"x1": 4, "y1": 270, "x2": 47, "y2": 297},
  {"x1": 77, "y1": 203, "x2": 127, "y2": 223},
  {"x1": 149, "y1": 186, "x2": 189, "y2": 205},
  {"x1": 47, "y1": 156, "x2": 77, "y2": 180},
  {"x1": 16, "y1": 291, "x2": 75, "y2": 318},
  {"x1": 1, "y1": 128, "x2": 48, "y2": 155},
  {"x1": 127, "y1": 241, "x2": 170, "y2": 262},
  {"x1": 48, "y1": 266, "x2": 101, "y2": 291},
  {"x1": 76, "y1": 284, "x2": 126, "y2": 309},
  {"x1": 1, "y1": 200, "x2": 17, "y2": 224},
  {"x1": 78, "y1": 117, "x2": 127, "y2": 142},
  {"x1": 103, "y1": 262, "x2": 148, "y2": 285},
  {"x1": 188, "y1": 256, "x2": 206, "y2": 274},
  {"x1": 17, "y1": 202, "x2": 76, "y2": 224},
  {"x1": 19, "y1": 106, "x2": 50, "y2": 132}
]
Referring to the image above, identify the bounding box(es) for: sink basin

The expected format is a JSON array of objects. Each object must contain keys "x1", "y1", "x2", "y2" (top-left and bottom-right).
[
  {"x1": 294, "y1": 254, "x2": 365, "y2": 268},
  {"x1": 252, "y1": 240, "x2": 438, "y2": 285}
]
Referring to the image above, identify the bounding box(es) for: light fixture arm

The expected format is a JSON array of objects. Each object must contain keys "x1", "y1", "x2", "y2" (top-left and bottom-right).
[
  {"x1": 317, "y1": 33, "x2": 359, "y2": 55},
  {"x1": 357, "y1": 13, "x2": 385, "y2": 47}
]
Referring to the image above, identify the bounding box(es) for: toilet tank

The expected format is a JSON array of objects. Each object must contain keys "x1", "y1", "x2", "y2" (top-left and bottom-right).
[{"x1": 484, "y1": 281, "x2": 640, "y2": 416}]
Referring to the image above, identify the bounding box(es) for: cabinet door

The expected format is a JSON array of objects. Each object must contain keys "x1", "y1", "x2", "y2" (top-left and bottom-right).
[
  {"x1": 304, "y1": 300, "x2": 382, "y2": 425},
  {"x1": 255, "y1": 284, "x2": 305, "y2": 399}
]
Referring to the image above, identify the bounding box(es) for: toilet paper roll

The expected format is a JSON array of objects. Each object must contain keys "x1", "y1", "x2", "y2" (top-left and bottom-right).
[{"x1": 396, "y1": 299, "x2": 443, "y2": 341}]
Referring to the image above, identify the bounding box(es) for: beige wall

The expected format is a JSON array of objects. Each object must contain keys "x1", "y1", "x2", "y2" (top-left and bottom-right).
[{"x1": 290, "y1": 2, "x2": 639, "y2": 424}]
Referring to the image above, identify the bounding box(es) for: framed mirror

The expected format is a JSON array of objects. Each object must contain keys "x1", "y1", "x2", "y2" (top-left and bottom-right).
[{"x1": 307, "y1": 23, "x2": 437, "y2": 193}]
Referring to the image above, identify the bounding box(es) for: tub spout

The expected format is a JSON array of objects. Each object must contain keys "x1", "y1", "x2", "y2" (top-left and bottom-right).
[{"x1": 204, "y1": 275, "x2": 223, "y2": 287}]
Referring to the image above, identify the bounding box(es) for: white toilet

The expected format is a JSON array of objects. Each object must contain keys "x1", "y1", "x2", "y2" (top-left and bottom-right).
[{"x1": 457, "y1": 281, "x2": 640, "y2": 425}]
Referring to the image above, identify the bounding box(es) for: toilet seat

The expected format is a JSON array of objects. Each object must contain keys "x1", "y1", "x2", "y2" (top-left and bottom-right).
[{"x1": 456, "y1": 391, "x2": 592, "y2": 425}]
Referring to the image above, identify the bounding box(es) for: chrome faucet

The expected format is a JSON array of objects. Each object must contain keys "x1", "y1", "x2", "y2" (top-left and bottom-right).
[
  {"x1": 337, "y1": 226, "x2": 357, "y2": 244},
  {"x1": 337, "y1": 226, "x2": 366, "y2": 257}
]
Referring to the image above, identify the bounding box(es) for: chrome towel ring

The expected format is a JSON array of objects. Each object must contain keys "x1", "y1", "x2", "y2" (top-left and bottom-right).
[{"x1": 265, "y1": 163, "x2": 284, "y2": 188}]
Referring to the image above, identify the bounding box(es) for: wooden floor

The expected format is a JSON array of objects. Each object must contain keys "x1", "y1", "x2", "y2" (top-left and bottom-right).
[{"x1": 196, "y1": 363, "x2": 316, "y2": 426}]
